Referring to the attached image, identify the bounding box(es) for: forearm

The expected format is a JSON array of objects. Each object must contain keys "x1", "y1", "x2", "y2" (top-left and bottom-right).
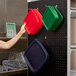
[
  {"x1": 0, "y1": 23, "x2": 26, "y2": 50},
  {"x1": 5, "y1": 23, "x2": 26, "y2": 49},
  {"x1": 6, "y1": 31, "x2": 23, "y2": 49}
]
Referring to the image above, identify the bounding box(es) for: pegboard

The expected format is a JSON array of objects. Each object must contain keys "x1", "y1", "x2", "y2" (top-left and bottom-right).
[{"x1": 28, "y1": 0, "x2": 67, "y2": 76}]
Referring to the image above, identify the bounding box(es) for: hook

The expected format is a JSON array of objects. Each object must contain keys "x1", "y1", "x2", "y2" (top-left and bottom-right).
[
  {"x1": 37, "y1": 8, "x2": 39, "y2": 10},
  {"x1": 45, "y1": 5, "x2": 48, "y2": 7},
  {"x1": 55, "y1": 5, "x2": 58, "y2": 8}
]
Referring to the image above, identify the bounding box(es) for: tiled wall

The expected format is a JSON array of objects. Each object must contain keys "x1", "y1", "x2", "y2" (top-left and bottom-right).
[
  {"x1": 0, "y1": 0, "x2": 28, "y2": 33},
  {"x1": 0, "y1": 0, "x2": 28, "y2": 67},
  {"x1": 0, "y1": 0, "x2": 5, "y2": 32}
]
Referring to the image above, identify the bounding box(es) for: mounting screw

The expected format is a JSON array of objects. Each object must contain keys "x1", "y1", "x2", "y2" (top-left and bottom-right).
[
  {"x1": 45, "y1": 36, "x2": 47, "y2": 39},
  {"x1": 56, "y1": 5, "x2": 58, "y2": 8}
]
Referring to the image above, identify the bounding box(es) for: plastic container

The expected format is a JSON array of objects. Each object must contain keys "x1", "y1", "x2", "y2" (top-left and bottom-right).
[
  {"x1": 52, "y1": 7, "x2": 63, "y2": 30},
  {"x1": 23, "y1": 9, "x2": 43, "y2": 35},
  {"x1": 24, "y1": 39, "x2": 49, "y2": 72},
  {"x1": 32, "y1": 9, "x2": 43, "y2": 35},
  {"x1": 42, "y1": 6, "x2": 63, "y2": 30},
  {"x1": 23, "y1": 9, "x2": 39, "y2": 35},
  {"x1": 6, "y1": 23, "x2": 16, "y2": 38}
]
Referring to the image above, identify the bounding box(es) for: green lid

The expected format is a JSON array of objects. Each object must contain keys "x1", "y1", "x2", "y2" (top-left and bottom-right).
[
  {"x1": 42, "y1": 6, "x2": 59, "y2": 30},
  {"x1": 51, "y1": 7, "x2": 63, "y2": 30},
  {"x1": 42, "y1": 6, "x2": 63, "y2": 30}
]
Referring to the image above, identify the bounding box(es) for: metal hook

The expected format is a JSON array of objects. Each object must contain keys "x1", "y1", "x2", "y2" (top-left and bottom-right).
[
  {"x1": 37, "y1": 8, "x2": 39, "y2": 10},
  {"x1": 45, "y1": 5, "x2": 48, "y2": 7},
  {"x1": 55, "y1": 5, "x2": 58, "y2": 8}
]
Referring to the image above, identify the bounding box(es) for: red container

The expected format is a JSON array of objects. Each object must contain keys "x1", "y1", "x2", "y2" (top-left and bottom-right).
[
  {"x1": 23, "y1": 9, "x2": 39, "y2": 35},
  {"x1": 23, "y1": 9, "x2": 43, "y2": 35},
  {"x1": 32, "y1": 9, "x2": 43, "y2": 35}
]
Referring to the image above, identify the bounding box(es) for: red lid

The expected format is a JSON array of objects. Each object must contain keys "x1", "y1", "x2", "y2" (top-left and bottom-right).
[
  {"x1": 32, "y1": 9, "x2": 43, "y2": 35},
  {"x1": 23, "y1": 9, "x2": 39, "y2": 35},
  {"x1": 23, "y1": 9, "x2": 43, "y2": 35}
]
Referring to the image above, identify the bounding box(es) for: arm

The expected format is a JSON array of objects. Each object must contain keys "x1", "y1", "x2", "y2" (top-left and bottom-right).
[{"x1": 0, "y1": 23, "x2": 26, "y2": 50}]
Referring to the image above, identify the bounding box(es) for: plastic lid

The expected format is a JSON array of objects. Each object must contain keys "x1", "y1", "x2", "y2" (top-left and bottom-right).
[
  {"x1": 52, "y1": 7, "x2": 63, "y2": 30},
  {"x1": 32, "y1": 9, "x2": 43, "y2": 35},
  {"x1": 23, "y1": 9, "x2": 43, "y2": 35},
  {"x1": 23, "y1": 9, "x2": 39, "y2": 35},
  {"x1": 42, "y1": 6, "x2": 59, "y2": 30},
  {"x1": 42, "y1": 6, "x2": 63, "y2": 30},
  {"x1": 24, "y1": 39, "x2": 49, "y2": 72}
]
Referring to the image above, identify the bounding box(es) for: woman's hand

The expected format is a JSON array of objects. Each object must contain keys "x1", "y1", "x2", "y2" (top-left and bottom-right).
[
  {"x1": 20, "y1": 23, "x2": 26, "y2": 34},
  {"x1": 0, "y1": 23, "x2": 27, "y2": 50}
]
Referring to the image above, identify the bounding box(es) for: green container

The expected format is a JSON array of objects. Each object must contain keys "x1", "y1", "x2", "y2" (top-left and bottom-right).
[
  {"x1": 42, "y1": 6, "x2": 63, "y2": 30},
  {"x1": 52, "y1": 7, "x2": 63, "y2": 30}
]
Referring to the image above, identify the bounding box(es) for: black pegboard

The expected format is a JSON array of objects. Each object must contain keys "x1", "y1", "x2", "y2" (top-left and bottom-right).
[{"x1": 28, "y1": 0, "x2": 67, "y2": 76}]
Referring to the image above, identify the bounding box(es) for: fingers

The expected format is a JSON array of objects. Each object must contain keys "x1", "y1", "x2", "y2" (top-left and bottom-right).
[
  {"x1": 23, "y1": 23, "x2": 26, "y2": 31},
  {"x1": 24, "y1": 22, "x2": 26, "y2": 26}
]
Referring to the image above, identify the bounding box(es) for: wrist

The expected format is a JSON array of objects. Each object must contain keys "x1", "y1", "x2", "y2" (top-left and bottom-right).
[{"x1": 18, "y1": 30, "x2": 23, "y2": 36}]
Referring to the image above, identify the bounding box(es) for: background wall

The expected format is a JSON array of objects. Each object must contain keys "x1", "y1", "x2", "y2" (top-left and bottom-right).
[
  {"x1": 28, "y1": 0, "x2": 67, "y2": 76},
  {"x1": 0, "y1": 0, "x2": 28, "y2": 75},
  {"x1": 0, "y1": 0, "x2": 28, "y2": 34}
]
